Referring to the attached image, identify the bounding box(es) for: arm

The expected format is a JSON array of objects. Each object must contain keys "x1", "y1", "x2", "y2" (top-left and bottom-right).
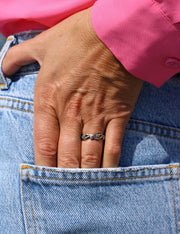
[{"x1": 91, "y1": 0, "x2": 180, "y2": 87}]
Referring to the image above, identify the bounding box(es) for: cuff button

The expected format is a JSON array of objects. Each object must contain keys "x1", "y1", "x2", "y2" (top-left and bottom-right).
[{"x1": 165, "y1": 58, "x2": 180, "y2": 68}]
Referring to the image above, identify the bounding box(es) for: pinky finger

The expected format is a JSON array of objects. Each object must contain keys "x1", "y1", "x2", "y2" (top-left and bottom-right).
[{"x1": 102, "y1": 119, "x2": 127, "y2": 168}]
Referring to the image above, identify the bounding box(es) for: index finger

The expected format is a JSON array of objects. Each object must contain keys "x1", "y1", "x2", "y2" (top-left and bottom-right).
[{"x1": 34, "y1": 77, "x2": 59, "y2": 167}]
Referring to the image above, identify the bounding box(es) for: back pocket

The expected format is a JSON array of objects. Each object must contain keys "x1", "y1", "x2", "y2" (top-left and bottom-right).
[
  {"x1": 20, "y1": 163, "x2": 180, "y2": 234},
  {"x1": 120, "y1": 119, "x2": 180, "y2": 167}
]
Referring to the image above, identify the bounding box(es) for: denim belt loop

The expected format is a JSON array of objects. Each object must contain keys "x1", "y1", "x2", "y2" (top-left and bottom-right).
[{"x1": 0, "y1": 35, "x2": 16, "y2": 90}]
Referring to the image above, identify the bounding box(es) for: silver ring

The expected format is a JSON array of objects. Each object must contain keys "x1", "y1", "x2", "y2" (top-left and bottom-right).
[{"x1": 81, "y1": 134, "x2": 105, "y2": 141}]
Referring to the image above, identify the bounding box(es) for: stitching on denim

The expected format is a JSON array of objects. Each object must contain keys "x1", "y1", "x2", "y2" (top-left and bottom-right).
[
  {"x1": 7, "y1": 37, "x2": 14, "y2": 41},
  {"x1": 177, "y1": 166, "x2": 180, "y2": 227},
  {"x1": 0, "y1": 97, "x2": 33, "y2": 106},
  {"x1": 170, "y1": 165, "x2": 179, "y2": 168},
  {"x1": 28, "y1": 174, "x2": 37, "y2": 234},
  {"x1": 170, "y1": 167, "x2": 178, "y2": 234},
  {"x1": 21, "y1": 175, "x2": 30, "y2": 234},
  {"x1": 178, "y1": 166, "x2": 180, "y2": 198},
  {"x1": 21, "y1": 165, "x2": 171, "y2": 174},
  {"x1": 129, "y1": 120, "x2": 180, "y2": 133},
  {"x1": 0, "y1": 106, "x2": 34, "y2": 113},
  {"x1": 178, "y1": 166, "x2": 180, "y2": 233},
  {"x1": 20, "y1": 173, "x2": 174, "y2": 182},
  {"x1": 126, "y1": 128, "x2": 180, "y2": 140}
]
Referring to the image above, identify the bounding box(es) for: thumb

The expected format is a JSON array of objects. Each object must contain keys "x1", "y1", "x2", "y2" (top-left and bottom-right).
[{"x1": 2, "y1": 39, "x2": 37, "y2": 76}]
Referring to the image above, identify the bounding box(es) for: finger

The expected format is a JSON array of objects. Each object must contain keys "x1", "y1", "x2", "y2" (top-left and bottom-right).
[
  {"x1": 57, "y1": 121, "x2": 81, "y2": 168},
  {"x1": 34, "y1": 79, "x2": 59, "y2": 167},
  {"x1": 102, "y1": 118, "x2": 128, "y2": 168},
  {"x1": 2, "y1": 39, "x2": 37, "y2": 76},
  {"x1": 81, "y1": 121, "x2": 104, "y2": 168}
]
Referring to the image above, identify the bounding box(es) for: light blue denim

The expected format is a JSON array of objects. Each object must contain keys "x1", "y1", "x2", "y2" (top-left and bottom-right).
[
  {"x1": 0, "y1": 33, "x2": 5, "y2": 50},
  {"x1": 0, "y1": 32, "x2": 180, "y2": 234}
]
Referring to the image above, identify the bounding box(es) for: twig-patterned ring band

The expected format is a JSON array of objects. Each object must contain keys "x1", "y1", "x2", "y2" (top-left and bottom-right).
[{"x1": 81, "y1": 134, "x2": 105, "y2": 141}]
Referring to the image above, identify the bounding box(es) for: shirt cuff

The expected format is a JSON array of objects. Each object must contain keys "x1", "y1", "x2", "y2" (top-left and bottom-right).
[{"x1": 91, "y1": 0, "x2": 180, "y2": 87}]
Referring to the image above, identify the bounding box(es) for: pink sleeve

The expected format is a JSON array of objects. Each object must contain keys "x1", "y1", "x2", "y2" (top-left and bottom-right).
[{"x1": 91, "y1": 0, "x2": 180, "y2": 87}]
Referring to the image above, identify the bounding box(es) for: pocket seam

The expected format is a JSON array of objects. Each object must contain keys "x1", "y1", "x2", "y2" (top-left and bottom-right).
[
  {"x1": 28, "y1": 176, "x2": 37, "y2": 234},
  {"x1": 21, "y1": 165, "x2": 177, "y2": 174},
  {"x1": 21, "y1": 173, "x2": 176, "y2": 182},
  {"x1": 170, "y1": 167, "x2": 178, "y2": 234},
  {"x1": 21, "y1": 179, "x2": 30, "y2": 234},
  {"x1": 129, "y1": 119, "x2": 180, "y2": 133},
  {"x1": 126, "y1": 127, "x2": 180, "y2": 140},
  {"x1": 0, "y1": 97, "x2": 33, "y2": 106},
  {"x1": 0, "y1": 105, "x2": 34, "y2": 114}
]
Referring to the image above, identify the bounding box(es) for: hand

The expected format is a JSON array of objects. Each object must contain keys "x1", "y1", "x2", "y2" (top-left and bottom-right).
[{"x1": 2, "y1": 8, "x2": 143, "y2": 168}]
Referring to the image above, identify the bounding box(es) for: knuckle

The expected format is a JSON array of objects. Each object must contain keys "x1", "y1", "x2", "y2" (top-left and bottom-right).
[
  {"x1": 106, "y1": 144, "x2": 121, "y2": 157},
  {"x1": 34, "y1": 82, "x2": 57, "y2": 111},
  {"x1": 37, "y1": 82, "x2": 57, "y2": 98},
  {"x1": 82, "y1": 153, "x2": 101, "y2": 167},
  {"x1": 59, "y1": 154, "x2": 79, "y2": 168},
  {"x1": 66, "y1": 94, "x2": 82, "y2": 118},
  {"x1": 69, "y1": 98, "x2": 81, "y2": 111},
  {"x1": 37, "y1": 140, "x2": 57, "y2": 157}
]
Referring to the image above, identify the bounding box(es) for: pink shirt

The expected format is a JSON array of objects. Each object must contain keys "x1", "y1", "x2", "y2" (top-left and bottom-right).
[{"x1": 0, "y1": 0, "x2": 180, "y2": 87}]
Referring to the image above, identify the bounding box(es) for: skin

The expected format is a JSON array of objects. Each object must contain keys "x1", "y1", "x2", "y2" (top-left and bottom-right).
[{"x1": 2, "y1": 8, "x2": 143, "y2": 168}]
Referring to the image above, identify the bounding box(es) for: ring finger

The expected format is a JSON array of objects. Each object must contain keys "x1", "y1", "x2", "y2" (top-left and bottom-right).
[{"x1": 81, "y1": 121, "x2": 105, "y2": 168}]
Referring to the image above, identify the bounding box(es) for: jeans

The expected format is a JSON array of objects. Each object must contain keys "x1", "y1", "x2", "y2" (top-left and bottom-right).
[
  {"x1": 0, "y1": 32, "x2": 180, "y2": 234},
  {"x1": 0, "y1": 33, "x2": 5, "y2": 50}
]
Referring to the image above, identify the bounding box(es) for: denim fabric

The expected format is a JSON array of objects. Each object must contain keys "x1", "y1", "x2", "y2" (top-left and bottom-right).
[
  {"x1": 0, "y1": 33, "x2": 5, "y2": 50},
  {"x1": 0, "y1": 32, "x2": 180, "y2": 234}
]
